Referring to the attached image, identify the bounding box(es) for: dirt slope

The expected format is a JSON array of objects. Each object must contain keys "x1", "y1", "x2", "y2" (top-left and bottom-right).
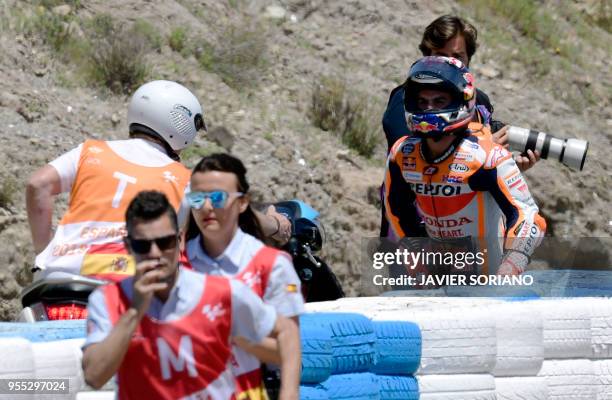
[{"x1": 0, "y1": 0, "x2": 610, "y2": 320}]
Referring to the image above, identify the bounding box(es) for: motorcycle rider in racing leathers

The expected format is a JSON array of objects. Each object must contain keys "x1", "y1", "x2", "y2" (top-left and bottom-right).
[{"x1": 384, "y1": 56, "x2": 546, "y2": 275}]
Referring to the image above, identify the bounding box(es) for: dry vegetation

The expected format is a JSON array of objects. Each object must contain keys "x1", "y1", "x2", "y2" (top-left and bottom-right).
[{"x1": 0, "y1": 0, "x2": 609, "y2": 319}]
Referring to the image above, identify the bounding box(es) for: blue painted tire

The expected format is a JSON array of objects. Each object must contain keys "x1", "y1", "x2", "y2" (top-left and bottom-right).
[
  {"x1": 300, "y1": 323, "x2": 333, "y2": 383},
  {"x1": 0, "y1": 320, "x2": 86, "y2": 342},
  {"x1": 378, "y1": 375, "x2": 418, "y2": 400},
  {"x1": 300, "y1": 384, "x2": 329, "y2": 400},
  {"x1": 301, "y1": 313, "x2": 376, "y2": 374},
  {"x1": 322, "y1": 373, "x2": 380, "y2": 400},
  {"x1": 371, "y1": 321, "x2": 421, "y2": 375}
]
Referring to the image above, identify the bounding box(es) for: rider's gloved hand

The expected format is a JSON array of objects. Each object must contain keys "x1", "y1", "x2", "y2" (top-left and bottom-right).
[{"x1": 497, "y1": 251, "x2": 529, "y2": 276}]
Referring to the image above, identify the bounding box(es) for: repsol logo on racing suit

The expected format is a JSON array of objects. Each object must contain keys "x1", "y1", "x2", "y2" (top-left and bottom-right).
[
  {"x1": 408, "y1": 182, "x2": 462, "y2": 196},
  {"x1": 524, "y1": 225, "x2": 540, "y2": 254}
]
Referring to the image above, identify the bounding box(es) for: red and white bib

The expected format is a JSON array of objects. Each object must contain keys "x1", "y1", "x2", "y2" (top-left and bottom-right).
[{"x1": 105, "y1": 275, "x2": 235, "y2": 400}]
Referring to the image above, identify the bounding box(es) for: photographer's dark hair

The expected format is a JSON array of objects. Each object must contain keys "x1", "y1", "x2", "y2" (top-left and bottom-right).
[
  {"x1": 187, "y1": 153, "x2": 265, "y2": 241},
  {"x1": 419, "y1": 15, "x2": 478, "y2": 63},
  {"x1": 126, "y1": 191, "x2": 178, "y2": 236}
]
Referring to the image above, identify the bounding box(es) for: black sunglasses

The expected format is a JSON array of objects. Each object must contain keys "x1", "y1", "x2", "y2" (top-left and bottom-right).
[{"x1": 126, "y1": 234, "x2": 178, "y2": 254}]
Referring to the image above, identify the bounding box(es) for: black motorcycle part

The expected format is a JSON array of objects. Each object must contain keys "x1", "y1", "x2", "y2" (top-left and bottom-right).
[
  {"x1": 22, "y1": 282, "x2": 97, "y2": 308},
  {"x1": 294, "y1": 256, "x2": 345, "y2": 302}
]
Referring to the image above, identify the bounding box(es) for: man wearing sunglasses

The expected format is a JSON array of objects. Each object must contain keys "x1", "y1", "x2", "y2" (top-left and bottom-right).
[
  {"x1": 26, "y1": 80, "x2": 291, "y2": 282},
  {"x1": 82, "y1": 191, "x2": 300, "y2": 400}
]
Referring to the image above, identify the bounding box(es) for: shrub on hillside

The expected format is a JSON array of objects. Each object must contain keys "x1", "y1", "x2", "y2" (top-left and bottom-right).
[
  {"x1": 132, "y1": 19, "x2": 162, "y2": 53},
  {"x1": 0, "y1": 176, "x2": 17, "y2": 209},
  {"x1": 310, "y1": 77, "x2": 381, "y2": 158},
  {"x1": 197, "y1": 16, "x2": 268, "y2": 89},
  {"x1": 32, "y1": 0, "x2": 81, "y2": 8},
  {"x1": 310, "y1": 77, "x2": 345, "y2": 132},
  {"x1": 168, "y1": 26, "x2": 187, "y2": 53},
  {"x1": 84, "y1": 14, "x2": 152, "y2": 94},
  {"x1": 18, "y1": 7, "x2": 73, "y2": 52}
]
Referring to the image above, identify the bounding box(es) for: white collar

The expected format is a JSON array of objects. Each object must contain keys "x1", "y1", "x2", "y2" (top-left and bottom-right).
[
  {"x1": 187, "y1": 228, "x2": 249, "y2": 269},
  {"x1": 135, "y1": 137, "x2": 167, "y2": 155}
]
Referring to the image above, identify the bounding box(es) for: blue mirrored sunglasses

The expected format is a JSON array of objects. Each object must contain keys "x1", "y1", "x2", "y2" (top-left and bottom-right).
[{"x1": 187, "y1": 191, "x2": 244, "y2": 209}]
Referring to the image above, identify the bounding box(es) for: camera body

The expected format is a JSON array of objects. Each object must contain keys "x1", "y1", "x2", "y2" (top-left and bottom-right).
[{"x1": 506, "y1": 126, "x2": 588, "y2": 171}]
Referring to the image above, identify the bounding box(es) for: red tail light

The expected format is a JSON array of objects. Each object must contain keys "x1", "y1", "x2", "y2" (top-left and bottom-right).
[{"x1": 44, "y1": 303, "x2": 88, "y2": 320}]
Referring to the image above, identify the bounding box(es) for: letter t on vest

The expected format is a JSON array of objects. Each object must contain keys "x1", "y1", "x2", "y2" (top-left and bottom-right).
[
  {"x1": 156, "y1": 335, "x2": 198, "y2": 380},
  {"x1": 112, "y1": 172, "x2": 137, "y2": 208}
]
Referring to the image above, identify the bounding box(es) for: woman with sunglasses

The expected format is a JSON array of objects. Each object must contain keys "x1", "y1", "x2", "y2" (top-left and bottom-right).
[{"x1": 184, "y1": 153, "x2": 304, "y2": 400}]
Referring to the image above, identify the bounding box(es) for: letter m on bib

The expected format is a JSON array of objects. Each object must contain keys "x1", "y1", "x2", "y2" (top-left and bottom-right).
[{"x1": 156, "y1": 335, "x2": 198, "y2": 380}]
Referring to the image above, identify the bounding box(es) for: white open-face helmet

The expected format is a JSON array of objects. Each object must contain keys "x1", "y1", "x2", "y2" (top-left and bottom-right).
[{"x1": 127, "y1": 80, "x2": 205, "y2": 151}]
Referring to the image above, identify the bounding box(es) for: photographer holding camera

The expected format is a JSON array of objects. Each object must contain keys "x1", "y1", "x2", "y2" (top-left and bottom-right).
[{"x1": 382, "y1": 15, "x2": 540, "y2": 170}]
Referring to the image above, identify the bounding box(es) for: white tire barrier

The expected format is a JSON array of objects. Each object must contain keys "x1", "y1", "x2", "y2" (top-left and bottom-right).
[
  {"x1": 0, "y1": 338, "x2": 35, "y2": 400},
  {"x1": 0, "y1": 337, "x2": 35, "y2": 378},
  {"x1": 496, "y1": 377, "x2": 549, "y2": 400},
  {"x1": 537, "y1": 359, "x2": 596, "y2": 400},
  {"x1": 491, "y1": 303, "x2": 544, "y2": 376},
  {"x1": 32, "y1": 338, "x2": 85, "y2": 400},
  {"x1": 418, "y1": 374, "x2": 495, "y2": 400},
  {"x1": 305, "y1": 297, "x2": 503, "y2": 316},
  {"x1": 586, "y1": 298, "x2": 612, "y2": 359},
  {"x1": 528, "y1": 300, "x2": 592, "y2": 359},
  {"x1": 375, "y1": 309, "x2": 496, "y2": 374},
  {"x1": 593, "y1": 360, "x2": 612, "y2": 400}
]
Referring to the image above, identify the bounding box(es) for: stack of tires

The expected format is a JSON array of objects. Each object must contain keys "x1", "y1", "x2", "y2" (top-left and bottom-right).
[
  {"x1": 524, "y1": 297, "x2": 612, "y2": 400},
  {"x1": 0, "y1": 318, "x2": 92, "y2": 399},
  {"x1": 521, "y1": 270, "x2": 612, "y2": 400},
  {"x1": 374, "y1": 307, "x2": 498, "y2": 400},
  {"x1": 2, "y1": 293, "x2": 612, "y2": 399},
  {"x1": 307, "y1": 294, "x2": 612, "y2": 400},
  {"x1": 372, "y1": 321, "x2": 420, "y2": 400},
  {"x1": 299, "y1": 313, "x2": 421, "y2": 399}
]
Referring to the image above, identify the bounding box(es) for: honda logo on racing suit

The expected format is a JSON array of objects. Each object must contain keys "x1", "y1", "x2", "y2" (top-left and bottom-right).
[
  {"x1": 423, "y1": 216, "x2": 473, "y2": 227},
  {"x1": 408, "y1": 182, "x2": 462, "y2": 196}
]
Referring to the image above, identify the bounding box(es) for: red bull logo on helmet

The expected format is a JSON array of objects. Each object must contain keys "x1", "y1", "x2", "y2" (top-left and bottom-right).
[{"x1": 415, "y1": 121, "x2": 439, "y2": 132}]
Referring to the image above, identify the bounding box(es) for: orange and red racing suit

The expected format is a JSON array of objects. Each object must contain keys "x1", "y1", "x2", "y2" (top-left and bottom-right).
[{"x1": 384, "y1": 122, "x2": 546, "y2": 274}]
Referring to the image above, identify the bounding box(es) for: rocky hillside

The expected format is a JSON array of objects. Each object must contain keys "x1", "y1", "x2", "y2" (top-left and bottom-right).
[{"x1": 0, "y1": 0, "x2": 610, "y2": 320}]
